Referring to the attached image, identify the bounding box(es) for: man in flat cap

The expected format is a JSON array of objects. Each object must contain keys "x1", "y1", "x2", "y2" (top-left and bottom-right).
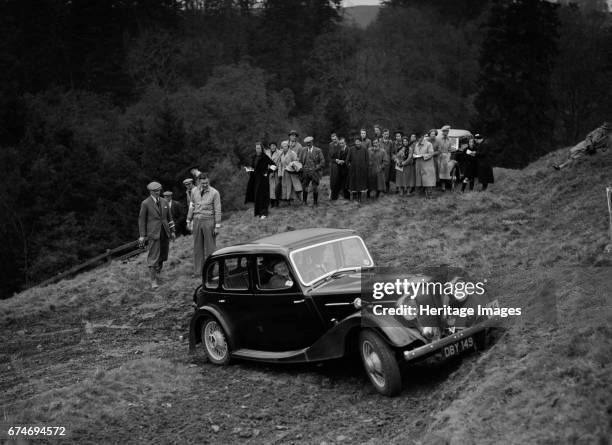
[
  {"x1": 186, "y1": 173, "x2": 222, "y2": 278},
  {"x1": 138, "y1": 182, "x2": 176, "y2": 289},
  {"x1": 288, "y1": 130, "x2": 304, "y2": 159},
  {"x1": 299, "y1": 136, "x2": 325, "y2": 206},
  {"x1": 183, "y1": 177, "x2": 194, "y2": 205},
  {"x1": 163, "y1": 191, "x2": 186, "y2": 236}
]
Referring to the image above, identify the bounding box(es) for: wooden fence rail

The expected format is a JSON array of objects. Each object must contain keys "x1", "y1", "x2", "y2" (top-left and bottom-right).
[{"x1": 34, "y1": 240, "x2": 145, "y2": 289}]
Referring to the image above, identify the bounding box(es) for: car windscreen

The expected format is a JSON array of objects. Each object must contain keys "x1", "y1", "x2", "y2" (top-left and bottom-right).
[{"x1": 289, "y1": 236, "x2": 374, "y2": 286}]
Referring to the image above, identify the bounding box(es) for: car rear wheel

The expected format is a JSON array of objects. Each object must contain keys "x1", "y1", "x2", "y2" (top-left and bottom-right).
[
  {"x1": 359, "y1": 330, "x2": 402, "y2": 396},
  {"x1": 201, "y1": 317, "x2": 231, "y2": 365}
]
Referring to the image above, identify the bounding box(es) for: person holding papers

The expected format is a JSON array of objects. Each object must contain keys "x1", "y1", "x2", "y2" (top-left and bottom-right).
[{"x1": 245, "y1": 141, "x2": 276, "y2": 219}]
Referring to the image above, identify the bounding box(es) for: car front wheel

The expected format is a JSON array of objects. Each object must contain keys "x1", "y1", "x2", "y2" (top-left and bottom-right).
[
  {"x1": 201, "y1": 317, "x2": 231, "y2": 365},
  {"x1": 359, "y1": 330, "x2": 402, "y2": 396}
]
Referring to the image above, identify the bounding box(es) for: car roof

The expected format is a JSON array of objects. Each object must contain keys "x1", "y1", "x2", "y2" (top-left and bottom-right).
[
  {"x1": 212, "y1": 228, "x2": 359, "y2": 256},
  {"x1": 438, "y1": 129, "x2": 473, "y2": 138}
]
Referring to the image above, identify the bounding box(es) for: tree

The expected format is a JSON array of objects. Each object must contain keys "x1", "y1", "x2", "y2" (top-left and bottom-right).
[
  {"x1": 551, "y1": 4, "x2": 612, "y2": 144},
  {"x1": 473, "y1": 0, "x2": 559, "y2": 168},
  {"x1": 255, "y1": 0, "x2": 342, "y2": 112}
]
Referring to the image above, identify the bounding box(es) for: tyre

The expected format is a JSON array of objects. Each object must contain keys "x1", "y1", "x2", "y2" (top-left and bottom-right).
[
  {"x1": 201, "y1": 317, "x2": 231, "y2": 365},
  {"x1": 359, "y1": 330, "x2": 402, "y2": 396}
]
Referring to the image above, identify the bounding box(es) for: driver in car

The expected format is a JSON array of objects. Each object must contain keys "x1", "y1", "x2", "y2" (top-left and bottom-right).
[{"x1": 262, "y1": 261, "x2": 293, "y2": 289}]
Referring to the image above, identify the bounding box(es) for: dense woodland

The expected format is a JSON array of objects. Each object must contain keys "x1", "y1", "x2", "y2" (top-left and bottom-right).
[{"x1": 1, "y1": 0, "x2": 611, "y2": 298}]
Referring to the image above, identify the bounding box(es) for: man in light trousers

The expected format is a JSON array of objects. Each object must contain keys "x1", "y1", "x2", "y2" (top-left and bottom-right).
[{"x1": 187, "y1": 174, "x2": 222, "y2": 278}]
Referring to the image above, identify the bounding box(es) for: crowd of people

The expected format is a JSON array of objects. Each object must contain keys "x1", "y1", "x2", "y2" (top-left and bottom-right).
[
  {"x1": 244, "y1": 125, "x2": 495, "y2": 217},
  {"x1": 136, "y1": 124, "x2": 495, "y2": 288}
]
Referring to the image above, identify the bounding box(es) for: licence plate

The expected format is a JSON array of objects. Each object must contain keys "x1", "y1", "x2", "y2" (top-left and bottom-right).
[{"x1": 443, "y1": 336, "x2": 474, "y2": 358}]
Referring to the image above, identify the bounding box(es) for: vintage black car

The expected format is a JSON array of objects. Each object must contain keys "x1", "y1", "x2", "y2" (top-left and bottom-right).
[{"x1": 189, "y1": 228, "x2": 496, "y2": 396}]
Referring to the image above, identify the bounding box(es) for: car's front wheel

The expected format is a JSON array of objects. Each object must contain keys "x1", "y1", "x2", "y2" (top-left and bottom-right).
[
  {"x1": 359, "y1": 330, "x2": 402, "y2": 396},
  {"x1": 201, "y1": 317, "x2": 231, "y2": 365}
]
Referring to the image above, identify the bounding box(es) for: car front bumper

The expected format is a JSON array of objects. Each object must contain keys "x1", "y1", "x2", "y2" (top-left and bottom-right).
[{"x1": 402, "y1": 316, "x2": 497, "y2": 362}]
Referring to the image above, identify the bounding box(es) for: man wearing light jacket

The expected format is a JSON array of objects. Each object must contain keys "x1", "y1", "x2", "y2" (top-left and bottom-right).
[{"x1": 187, "y1": 173, "x2": 222, "y2": 278}]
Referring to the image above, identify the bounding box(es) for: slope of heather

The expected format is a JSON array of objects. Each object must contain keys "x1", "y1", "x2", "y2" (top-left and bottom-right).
[{"x1": 1, "y1": 146, "x2": 610, "y2": 444}]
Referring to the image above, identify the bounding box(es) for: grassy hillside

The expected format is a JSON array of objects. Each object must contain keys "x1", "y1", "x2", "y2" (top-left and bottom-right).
[{"x1": 1, "y1": 146, "x2": 611, "y2": 444}]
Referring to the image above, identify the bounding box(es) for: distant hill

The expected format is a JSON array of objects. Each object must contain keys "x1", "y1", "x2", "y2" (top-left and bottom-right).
[{"x1": 342, "y1": 5, "x2": 380, "y2": 28}]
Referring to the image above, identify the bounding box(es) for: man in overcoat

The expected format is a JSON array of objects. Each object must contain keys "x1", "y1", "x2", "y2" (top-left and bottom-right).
[
  {"x1": 330, "y1": 137, "x2": 349, "y2": 200},
  {"x1": 299, "y1": 136, "x2": 325, "y2": 206},
  {"x1": 346, "y1": 136, "x2": 370, "y2": 203}
]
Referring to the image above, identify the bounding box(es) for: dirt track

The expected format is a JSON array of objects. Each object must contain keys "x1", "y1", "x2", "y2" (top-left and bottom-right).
[{"x1": 2, "y1": 279, "x2": 485, "y2": 445}]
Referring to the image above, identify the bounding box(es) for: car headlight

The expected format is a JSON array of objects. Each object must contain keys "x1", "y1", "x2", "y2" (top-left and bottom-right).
[{"x1": 450, "y1": 277, "x2": 468, "y2": 302}]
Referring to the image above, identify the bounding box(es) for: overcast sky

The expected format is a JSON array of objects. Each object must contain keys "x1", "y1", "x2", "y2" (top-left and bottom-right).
[
  {"x1": 343, "y1": 0, "x2": 612, "y2": 8},
  {"x1": 343, "y1": 0, "x2": 381, "y2": 6}
]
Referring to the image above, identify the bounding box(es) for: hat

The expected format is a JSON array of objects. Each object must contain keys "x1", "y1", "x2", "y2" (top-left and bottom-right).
[
  {"x1": 441, "y1": 125, "x2": 451, "y2": 131},
  {"x1": 304, "y1": 136, "x2": 313, "y2": 143},
  {"x1": 162, "y1": 191, "x2": 173, "y2": 197},
  {"x1": 288, "y1": 129, "x2": 298, "y2": 136},
  {"x1": 182, "y1": 178, "x2": 193, "y2": 185},
  {"x1": 147, "y1": 181, "x2": 162, "y2": 191}
]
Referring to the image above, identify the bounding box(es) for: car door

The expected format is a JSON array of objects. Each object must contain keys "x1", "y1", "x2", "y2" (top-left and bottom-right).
[
  {"x1": 250, "y1": 255, "x2": 324, "y2": 351},
  {"x1": 210, "y1": 255, "x2": 258, "y2": 349}
]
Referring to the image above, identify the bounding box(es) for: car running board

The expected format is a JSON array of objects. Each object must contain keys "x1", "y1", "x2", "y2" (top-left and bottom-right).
[{"x1": 232, "y1": 348, "x2": 309, "y2": 362}]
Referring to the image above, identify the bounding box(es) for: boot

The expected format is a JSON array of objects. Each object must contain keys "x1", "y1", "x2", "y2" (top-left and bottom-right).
[
  {"x1": 313, "y1": 192, "x2": 318, "y2": 206},
  {"x1": 303, "y1": 191, "x2": 308, "y2": 205},
  {"x1": 149, "y1": 268, "x2": 159, "y2": 289}
]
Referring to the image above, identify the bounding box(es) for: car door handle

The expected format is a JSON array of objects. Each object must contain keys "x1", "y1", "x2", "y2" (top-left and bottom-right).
[{"x1": 293, "y1": 299, "x2": 305, "y2": 304}]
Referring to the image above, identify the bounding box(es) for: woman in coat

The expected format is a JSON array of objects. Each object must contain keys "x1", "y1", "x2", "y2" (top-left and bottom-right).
[
  {"x1": 265, "y1": 142, "x2": 282, "y2": 207},
  {"x1": 346, "y1": 136, "x2": 370, "y2": 203},
  {"x1": 367, "y1": 139, "x2": 389, "y2": 198},
  {"x1": 279, "y1": 140, "x2": 303, "y2": 203},
  {"x1": 475, "y1": 134, "x2": 494, "y2": 190},
  {"x1": 395, "y1": 135, "x2": 415, "y2": 195},
  {"x1": 245, "y1": 142, "x2": 275, "y2": 218},
  {"x1": 461, "y1": 138, "x2": 478, "y2": 192},
  {"x1": 413, "y1": 132, "x2": 436, "y2": 198}
]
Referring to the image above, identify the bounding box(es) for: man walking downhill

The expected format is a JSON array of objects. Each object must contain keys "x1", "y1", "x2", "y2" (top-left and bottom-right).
[
  {"x1": 138, "y1": 182, "x2": 176, "y2": 289},
  {"x1": 186, "y1": 174, "x2": 222, "y2": 279}
]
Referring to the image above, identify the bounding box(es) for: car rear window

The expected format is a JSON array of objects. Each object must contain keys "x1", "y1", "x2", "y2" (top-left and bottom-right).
[{"x1": 222, "y1": 257, "x2": 249, "y2": 291}]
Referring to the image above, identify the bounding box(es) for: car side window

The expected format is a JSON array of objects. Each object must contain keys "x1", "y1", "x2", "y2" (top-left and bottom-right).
[
  {"x1": 256, "y1": 256, "x2": 294, "y2": 291},
  {"x1": 205, "y1": 261, "x2": 219, "y2": 289},
  {"x1": 222, "y1": 257, "x2": 249, "y2": 291}
]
